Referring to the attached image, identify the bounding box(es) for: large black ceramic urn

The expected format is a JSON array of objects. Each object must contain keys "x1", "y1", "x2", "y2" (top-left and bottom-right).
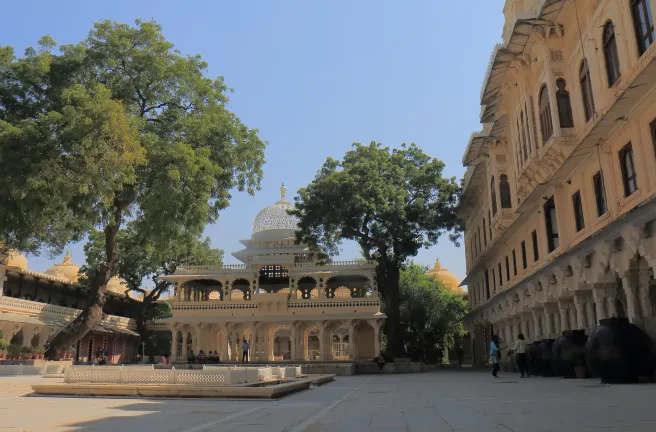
[
  {"x1": 552, "y1": 330, "x2": 588, "y2": 378},
  {"x1": 585, "y1": 318, "x2": 656, "y2": 383},
  {"x1": 535, "y1": 339, "x2": 556, "y2": 376}
]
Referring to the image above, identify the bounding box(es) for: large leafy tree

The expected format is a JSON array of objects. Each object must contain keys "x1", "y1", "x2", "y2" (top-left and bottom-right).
[
  {"x1": 291, "y1": 142, "x2": 460, "y2": 357},
  {"x1": 82, "y1": 224, "x2": 224, "y2": 346},
  {"x1": 399, "y1": 263, "x2": 467, "y2": 363},
  {"x1": 0, "y1": 20, "x2": 266, "y2": 359}
]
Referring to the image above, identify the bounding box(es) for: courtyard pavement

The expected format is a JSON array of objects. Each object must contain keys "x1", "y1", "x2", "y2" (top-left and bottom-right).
[{"x1": 1, "y1": 370, "x2": 656, "y2": 431}]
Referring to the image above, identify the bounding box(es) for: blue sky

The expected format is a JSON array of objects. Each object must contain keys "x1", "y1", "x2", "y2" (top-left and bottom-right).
[{"x1": 1, "y1": 0, "x2": 505, "y2": 284}]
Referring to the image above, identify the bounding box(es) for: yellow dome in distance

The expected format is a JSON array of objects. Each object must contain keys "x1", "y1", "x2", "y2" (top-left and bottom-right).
[
  {"x1": 44, "y1": 250, "x2": 81, "y2": 282},
  {"x1": 427, "y1": 258, "x2": 464, "y2": 295},
  {"x1": 1, "y1": 250, "x2": 28, "y2": 269}
]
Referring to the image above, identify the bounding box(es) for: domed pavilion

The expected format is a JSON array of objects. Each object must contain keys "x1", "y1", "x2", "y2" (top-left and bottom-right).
[{"x1": 161, "y1": 185, "x2": 385, "y2": 363}]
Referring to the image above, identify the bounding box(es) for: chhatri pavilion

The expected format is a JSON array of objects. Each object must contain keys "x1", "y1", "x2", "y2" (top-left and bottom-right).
[{"x1": 161, "y1": 185, "x2": 385, "y2": 363}]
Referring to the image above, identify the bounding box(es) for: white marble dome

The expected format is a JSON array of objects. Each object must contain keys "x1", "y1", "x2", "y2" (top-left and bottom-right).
[{"x1": 252, "y1": 185, "x2": 299, "y2": 234}]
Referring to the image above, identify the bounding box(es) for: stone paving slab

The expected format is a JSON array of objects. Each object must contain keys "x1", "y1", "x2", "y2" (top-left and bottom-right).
[{"x1": 3, "y1": 371, "x2": 656, "y2": 431}]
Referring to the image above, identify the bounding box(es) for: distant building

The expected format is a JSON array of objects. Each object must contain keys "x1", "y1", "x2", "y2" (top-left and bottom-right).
[
  {"x1": 459, "y1": 0, "x2": 656, "y2": 366},
  {"x1": 0, "y1": 250, "x2": 139, "y2": 363},
  {"x1": 427, "y1": 259, "x2": 465, "y2": 296},
  {"x1": 160, "y1": 185, "x2": 386, "y2": 362}
]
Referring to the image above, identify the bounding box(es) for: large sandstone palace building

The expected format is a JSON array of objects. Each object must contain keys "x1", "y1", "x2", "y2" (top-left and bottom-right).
[
  {"x1": 461, "y1": 0, "x2": 656, "y2": 365},
  {"x1": 161, "y1": 185, "x2": 385, "y2": 363}
]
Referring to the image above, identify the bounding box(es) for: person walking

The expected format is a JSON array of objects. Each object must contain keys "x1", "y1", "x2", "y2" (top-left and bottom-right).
[
  {"x1": 490, "y1": 335, "x2": 501, "y2": 378},
  {"x1": 457, "y1": 344, "x2": 464, "y2": 368},
  {"x1": 242, "y1": 338, "x2": 250, "y2": 364},
  {"x1": 510, "y1": 333, "x2": 528, "y2": 378}
]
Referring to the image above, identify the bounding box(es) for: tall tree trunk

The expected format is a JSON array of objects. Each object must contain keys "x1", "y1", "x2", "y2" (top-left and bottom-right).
[
  {"x1": 45, "y1": 207, "x2": 122, "y2": 360},
  {"x1": 377, "y1": 262, "x2": 406, "y2": 359}
]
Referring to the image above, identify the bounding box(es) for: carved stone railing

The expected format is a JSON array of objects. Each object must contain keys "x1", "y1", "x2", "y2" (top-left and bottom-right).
[
  {"x1": 146, "y1": 319, "x2": 170, "y2": 330},
  {"x1": 176, "y1": 264, "x2": 250, "y2": 272},
  {"x1": 0, "y1": 296, "x2": 137, "y2": 331},
  {"x1": 171, "y1": 301, "x2": 258, "y2": 311},
  {"x1": 0, "y1": 296, "x2": 79, "y2": 318},
  {"x1": 295, "y1": 260, "x2": 375, "y2": 268},
  {"x1": 288, "y1": 298, "x2": 380, "y2": 309}
]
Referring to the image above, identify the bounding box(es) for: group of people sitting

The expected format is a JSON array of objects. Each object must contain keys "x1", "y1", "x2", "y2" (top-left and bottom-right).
[{"x1": 186, "y1": 349, "x2": 223, "y2": 364}]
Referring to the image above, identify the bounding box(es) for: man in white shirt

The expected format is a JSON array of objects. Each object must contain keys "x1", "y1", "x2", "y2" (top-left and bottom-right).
[{"x1": 510, "y1": 334, "x2": 528, "y2": 378}]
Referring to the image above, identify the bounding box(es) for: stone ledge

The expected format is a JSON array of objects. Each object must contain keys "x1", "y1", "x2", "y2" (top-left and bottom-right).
[{"x1": 30, "y1": 374, "x2": 335, "y2": 399}]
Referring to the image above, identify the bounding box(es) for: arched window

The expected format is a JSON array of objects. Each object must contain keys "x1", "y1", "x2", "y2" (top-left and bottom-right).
[
  {"x1": 579, "y1": 59, "x2": 595, "y2": 122},
  {"x1": 490, "y1": 176, "x2": 498, "y2": 216},
  {"x1": 539, "y1": 85, "x2": 553, "y2": 144},
  {"x1": 603, "y1": 21, "x2": 621, "y2": 86},
  {"x1": 499, "y1": 174, "x2": 512, "y2": 209},
  {"x1": 619, "y1": 143, "x2": 638, "y2": 196},
  {"x1": 631, "y1": 0, "x2": 655, "y2": 56},
  {"x1": 520, "y1": 111, "x2": 528, "y2": 161},
  {"x1": 555, "y1": 79, "x2": 574, "y2": 128}
]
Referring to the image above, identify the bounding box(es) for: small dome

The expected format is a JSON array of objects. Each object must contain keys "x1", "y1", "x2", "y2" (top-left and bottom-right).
[
  {"x1": 427, "y1": 259, "x2": 464, "y2": 295},
  {"x1": 252, "y1": 184, "x2": 299, "y2": 234},
  {"x1": 107, "y1": 276, "x2": 128, "y2": 295},
  {"x1": 2, "y1": 250, "x2": 28, "y2": 269},
  {"x1": 44, "y1": 250, "x2": 81, "y2": 282}
]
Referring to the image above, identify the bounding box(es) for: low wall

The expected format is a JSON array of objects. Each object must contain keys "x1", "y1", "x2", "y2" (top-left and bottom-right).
[
  {"x1": 0, "y1": 361, "x2": 72, "y2": 376},
  {"x1": 62, "y1": 365, "x2": 300, "y2": 385}
]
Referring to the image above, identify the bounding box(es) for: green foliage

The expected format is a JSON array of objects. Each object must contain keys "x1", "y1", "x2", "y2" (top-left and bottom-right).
[
  {"x1": 6, "y1": 344, "x2": 21, "y2": 355},
  {"x1": 81, "y1": 222, "x2": 224, "y2": 298},
  {"x1": 291, "y1": 141, "x2": 461, "y2": 356},
  {"x1": 291, "y1": 142, "x2": 461, "y2": 262},
  {"x1": 0, "y1": 19, "x2": 266, "y2": 256},
  {"x1": 0, "y1": 20, "x2": 265, "y2": 356},
  {"x1": 399, "y1": 263, "x2": 467, "y2": 363},
  {"x1": 0, "y1": 335, "x2": 6, "y2": 351}
]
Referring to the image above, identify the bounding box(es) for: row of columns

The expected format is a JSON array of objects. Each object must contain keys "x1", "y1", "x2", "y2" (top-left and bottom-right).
[{"x1": 170, "y1": 319, "x2": 382, "y2": 362}]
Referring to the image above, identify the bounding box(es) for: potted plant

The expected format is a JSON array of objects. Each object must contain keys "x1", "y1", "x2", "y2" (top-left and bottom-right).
[
  {"x1": 7, "y1": 344, "x2": 21, "y2": 360},
  {"x1": 20, "y1": 346, "x2": 32, "y2": 360},
  {"x1": 0, "y1": 335, "x2": 6, "y2": 360},
  {"x1": 34, "y1": 346, "x2": 45, "y2": 360}
]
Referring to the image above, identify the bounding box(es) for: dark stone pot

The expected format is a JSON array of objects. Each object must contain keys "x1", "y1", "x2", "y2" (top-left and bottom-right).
[
  {"x1": 552, "y1": 330, "x2": 588, "y2": 378},
  {"x1": 535, "y1": 339, "x2": 556, "y2": 376},
  {"x1": 585, "y1": 318, "x2": 656, "y2": 383},
  {"x1": 526, "y1": 341, "x2": 542, "y2": 375}
]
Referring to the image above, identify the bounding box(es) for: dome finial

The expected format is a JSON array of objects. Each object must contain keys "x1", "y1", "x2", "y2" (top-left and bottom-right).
[
  {"x1": 63, "y1": 249, "x2": 72, "y2": 265},
  {"x1": 279, "y1": 183, "x2": 288, "y2": 202}
]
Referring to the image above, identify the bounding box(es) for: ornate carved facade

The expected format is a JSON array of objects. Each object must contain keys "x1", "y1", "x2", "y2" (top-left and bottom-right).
[
  {"x1": 460, "y1": 0, "x2": 656, "y2": 365},
  {"x1": 161, "y1": 186, "x2": 385, "y2": 362}
]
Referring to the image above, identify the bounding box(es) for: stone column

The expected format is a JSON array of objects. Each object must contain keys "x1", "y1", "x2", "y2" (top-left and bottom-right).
[
  {"x1": 621, "y1": 273, "x2": 641, "y2": 323},
  {"x1": 573, "y1": 292, "x2": 587, "y2": 330},
  {"x1": 303, "y1": 328, "x2": 309, "y2": 361},
  {"x1": 170, "y1": 327, "x2": 179, "y2": 361},
  {"x1": 194, "y1": 324, "x2": 203, "y2": 354},
  {"x1": 220, "y1": 327, "x2": 229, "y2": 362},
  {"x1": 592, "y1": 283, "x2": 609, "y2": 322},
  {"x1": 544, "y1": 304, "x2": 555, "y2": 338},
  {"x1": 373, "y1": 320, "x2": 381, "y2": 357},
  {"x1": 532, "y1": 310, "x2": 541, "y2": 340},
  {"x1": 290, "y1": 323, "x2": 297, "y2": 361},
  {"x1": 181, "y1": 329, "x2": 189, "y2": 360},
  {"x1": 318, "y1": 323, "x2": 326, "y2": 361},
  {"x1": 247, "y1": 323, "x2": 254, "y2": 362},
  {"x1": 520, "y1": 313, "x2": 531, "y2": 340},
  {"x1": 348, "y1": 320, "x2": 357, "y2": 360},
  {"x1": 558, "y1": 300, "x2": 570, "y2": 333}
]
